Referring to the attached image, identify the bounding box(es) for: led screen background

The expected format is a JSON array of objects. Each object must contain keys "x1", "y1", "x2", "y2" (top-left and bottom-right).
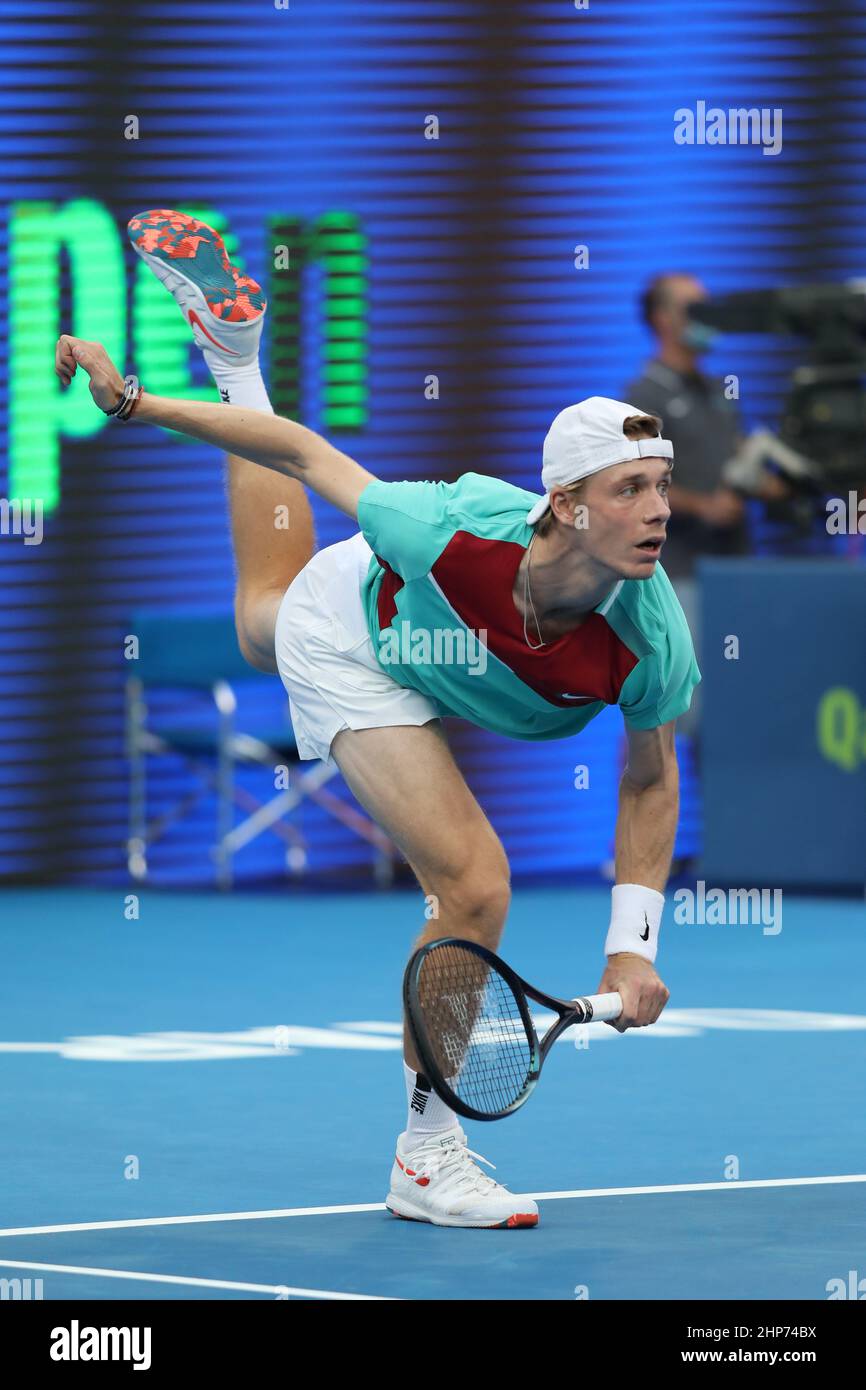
[{"x1": 1, "y1": 0, "x2": 864, "y2": 884}]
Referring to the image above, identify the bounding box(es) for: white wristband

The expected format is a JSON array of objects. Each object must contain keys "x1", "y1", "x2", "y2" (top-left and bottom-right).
[{"x1": 605, "y1": 883, "x2": 664, "y2": 964}]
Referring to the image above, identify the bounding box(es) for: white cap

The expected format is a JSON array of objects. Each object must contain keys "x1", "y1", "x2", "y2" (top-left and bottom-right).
[{"x1": 526, "y1": 396, "x2": 674, "y2": 526}]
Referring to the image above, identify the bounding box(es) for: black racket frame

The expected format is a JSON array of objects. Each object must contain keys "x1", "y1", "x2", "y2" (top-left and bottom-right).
[{"x1": 404, "y1": 936, "x2": 596, "y2": 1122}]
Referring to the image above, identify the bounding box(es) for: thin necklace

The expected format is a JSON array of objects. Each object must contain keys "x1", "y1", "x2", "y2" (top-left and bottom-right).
[{"x1": 522, "y1": 533, "x2": 547, "y2": 650}]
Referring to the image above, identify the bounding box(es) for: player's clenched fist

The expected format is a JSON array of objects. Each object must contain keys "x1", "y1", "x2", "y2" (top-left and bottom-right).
[
  {"x1": 597, "y1": 953, "x2": 670, "y2": 1032},
  {"x1": 55, "y1": 335, "x2": 125, "y2": 413}
]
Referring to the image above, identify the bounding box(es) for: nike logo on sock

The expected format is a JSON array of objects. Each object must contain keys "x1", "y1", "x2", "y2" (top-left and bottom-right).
[
  {"x1": 409, "y1": 1071, "x2": 432, "y2": 1115},
  {"x1": 409, "y1": 1087, "x2": 428, "y2": 1115}
]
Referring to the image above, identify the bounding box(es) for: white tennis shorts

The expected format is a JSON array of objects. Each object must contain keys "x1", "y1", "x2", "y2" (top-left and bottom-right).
[{"x1": 274, "y1": 531, "x2": 439, "y2": 764}]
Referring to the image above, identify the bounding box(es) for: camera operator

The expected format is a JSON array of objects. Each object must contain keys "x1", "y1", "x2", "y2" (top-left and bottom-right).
[
  {"x1": 625, "y1": 273, "x2": 749, "y2": 592},
  {"x1": 624, "y1": 273, "x2": 792, "y2": 740}
]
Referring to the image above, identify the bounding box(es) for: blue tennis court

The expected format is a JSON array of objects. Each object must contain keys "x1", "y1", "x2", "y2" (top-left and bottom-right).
[
  {"x1": 3, "y1": 0, "x2": 866, "y2": 1331},
  {"x1": 2, "y1": 885, "x2": 863, "y2": 1301}
]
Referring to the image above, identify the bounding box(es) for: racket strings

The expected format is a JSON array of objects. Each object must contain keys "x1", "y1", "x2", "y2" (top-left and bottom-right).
[{"x1": 415, "y1": 943, "x2": 534, "y2": 1116}]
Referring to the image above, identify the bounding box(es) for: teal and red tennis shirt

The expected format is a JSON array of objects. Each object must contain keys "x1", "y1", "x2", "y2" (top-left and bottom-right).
[{"x1": 357, "y1": 473, "x2": 700, "y2": 740}]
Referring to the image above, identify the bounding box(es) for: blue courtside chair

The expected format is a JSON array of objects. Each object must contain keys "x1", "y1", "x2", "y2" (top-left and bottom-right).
[{"x1": 124, "y1": 609, "x2": 395, "y2": 889}]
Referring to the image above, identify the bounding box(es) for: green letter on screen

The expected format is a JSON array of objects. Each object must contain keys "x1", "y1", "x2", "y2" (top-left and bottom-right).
[{"x1": 9, "y1": 198, "x2": 126, "y2": 512}]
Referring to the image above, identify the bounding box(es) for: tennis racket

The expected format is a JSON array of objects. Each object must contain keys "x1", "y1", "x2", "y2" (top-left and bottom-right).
[{"x1": 403, "y1": 937, "x2": 622, "y2": 1122}]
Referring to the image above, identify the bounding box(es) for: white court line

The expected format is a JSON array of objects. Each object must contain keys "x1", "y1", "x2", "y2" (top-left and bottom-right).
[
  {"x1": 0, "y1": 1202, "x2": 384, "y2": 1239},
  {"x1": 0, "y1": 1258, "x2": 394, "y2": 1300},
  {"x1": 532, "y1": 1173, "x2": 866, "y2": 1201},
  {"x1": 1, "y1": 1173, "x2": 864, "y2": 1240}
]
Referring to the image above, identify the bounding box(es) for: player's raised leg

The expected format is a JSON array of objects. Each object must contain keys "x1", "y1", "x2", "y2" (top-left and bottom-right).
[
  {"x1": 330, "y1": 721, "x2": 538, "y2": 1228},
  {"x1": 127, "y1": 209, "x2": 314, "y2": 672},
  {"x1": 225, "y1": 454, "x2": 314, "y2": 672}
]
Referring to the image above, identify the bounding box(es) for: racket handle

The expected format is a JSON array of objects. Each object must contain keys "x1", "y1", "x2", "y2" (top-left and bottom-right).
[{"x1": 574, "y1": 991, "x2": 622, "y2": 1023}]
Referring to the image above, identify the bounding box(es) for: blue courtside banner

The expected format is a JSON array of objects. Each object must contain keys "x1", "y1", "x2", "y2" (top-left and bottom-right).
[{"x1": 700, "y1": 559, "x2": 866, "y2": 887}]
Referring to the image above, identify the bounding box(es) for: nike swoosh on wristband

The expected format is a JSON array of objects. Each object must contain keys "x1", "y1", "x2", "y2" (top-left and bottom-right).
[
  {"x1": 640, "y1": 913, "x2": 651, "y2": 942},
  {"x1": 187, "y1": 308, "x2": 241, "y2": 355}
]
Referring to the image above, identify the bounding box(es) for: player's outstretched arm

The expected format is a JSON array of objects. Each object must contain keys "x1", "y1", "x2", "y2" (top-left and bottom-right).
[{"x1": 55, "y1": 334, "x2": 376, "y2": 521}]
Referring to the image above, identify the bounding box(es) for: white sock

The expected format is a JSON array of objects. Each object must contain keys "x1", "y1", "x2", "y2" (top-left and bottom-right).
[
  {"x1": 403, "y1": 1060, "x2": 457, "y2": 1149},
  {"x1": 203, "y1": 349, "x2": 274, "y2": 414}
]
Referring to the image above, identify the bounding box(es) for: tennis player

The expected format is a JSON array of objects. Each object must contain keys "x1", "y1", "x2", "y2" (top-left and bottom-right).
[{"x1": 55, "y1": 210, "x2": 698, "y2": 1230}]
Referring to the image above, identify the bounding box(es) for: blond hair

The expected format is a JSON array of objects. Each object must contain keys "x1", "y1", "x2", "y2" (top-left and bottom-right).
[{"x1": 533, "y1": 412, "x2": 664, "y2": 536}]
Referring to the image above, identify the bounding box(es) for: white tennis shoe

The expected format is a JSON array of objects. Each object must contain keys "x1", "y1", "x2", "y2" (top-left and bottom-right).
[
  {"x1": 386, "y1": 1124, "x2": 539, "y2": 1229},
  {"x1": 127, "y1": 209, "x2": 265, "y2": 367}
]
